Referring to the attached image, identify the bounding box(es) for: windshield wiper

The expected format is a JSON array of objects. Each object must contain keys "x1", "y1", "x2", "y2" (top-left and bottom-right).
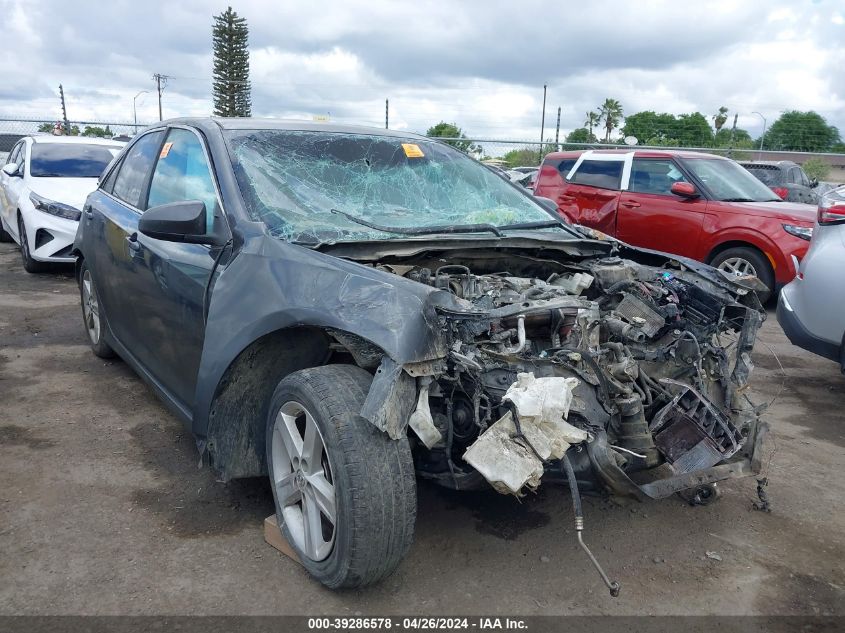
[
  {"x1": 331, "y1": 208, "x2": 505, "y2": 237},
  {"x1": 720, "y1": 197, "x2": 757, "y2": 202}
]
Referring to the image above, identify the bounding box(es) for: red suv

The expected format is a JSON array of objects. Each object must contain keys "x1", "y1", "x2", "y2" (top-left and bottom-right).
[{"x1": 534, "y1": 149, "x2": 816, "y2": 302}]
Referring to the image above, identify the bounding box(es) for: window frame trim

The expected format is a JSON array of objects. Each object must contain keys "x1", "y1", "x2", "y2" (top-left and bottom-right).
[
  {"x1": 566, "y1": 150, "x2": 634, "y2": 191},
  {"x1": 105, "y1": 128, "x2": 167, "y2": 213}
]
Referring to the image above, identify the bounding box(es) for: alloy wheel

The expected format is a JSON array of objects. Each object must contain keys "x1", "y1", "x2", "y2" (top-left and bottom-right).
[
  {"x1": 717, "y1": 256, "x2": 757, "y2": 279},
  {"x1": 271, "y1": 401, "x2": 336, "y2": 561},
  {"x1": 81, "y1": 269, "x2": 101, "y2": 345}
]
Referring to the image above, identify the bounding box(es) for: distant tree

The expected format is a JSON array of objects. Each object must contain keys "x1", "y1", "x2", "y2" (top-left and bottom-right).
[
  {"x1": 500, "y1": 146, "x2": 547, "y2": 168},
  {"x1": 713, "y1": 106, "x2": 729, "y2": 133},
  {"x1": 425, "y1": 121, "x2": 481, "y2": 154},
  {"x1": 565, "y1": 127, "x2": 596, "y2": 144},
  {"x1": 37, "y1": 123, "x2": 54, "y2": 133},
  {"x1": 583, "y1": 111, "x2": 601, "y2": 141},
  {"x1": 621, "y1": 111, "x2": 677, "y2": 145},
  {"x1": 764, "y1": 111, "x2": 840, "y2": 152},
  {"x1": 598, "y1": 98, "x2": 623, "y2": 143},
  {"x1": 673, "y1": 112, "x2": 714, "y2": 146},
  {"x1": 802, "y1": 158, "x2": 831, "y2": 182},
  {"x1": 212, "y1": 6, "x2": 252, "y2": 117},
  {"x1": 714, "y1": 128, "x2": 753, "y2": 148},
  {"x1": 81, "y1": 125, "x2": 113, "y2": 138}
]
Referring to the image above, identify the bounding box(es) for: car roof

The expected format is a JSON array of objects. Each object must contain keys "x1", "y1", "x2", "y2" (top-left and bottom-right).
[
  {"x1": 738, "y1": 160, "x2": 797, "y2": 168},
  {"x1": 159, "y1": 117, "x2": 431, "y2": 141},
  {"x1": 28, "y1": 135, "x2": 125, "y2": 146},
  {"x1": 543, "y1": 148, "x2": 727, "y2": 161}
]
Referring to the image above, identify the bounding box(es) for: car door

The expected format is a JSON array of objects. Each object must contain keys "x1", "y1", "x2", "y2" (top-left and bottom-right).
[
  {"x1": 564, "y1": 156, "x2": 624, "y2": 235},
  {"x1": 121, "y1": 126, "x2": 225, "y2": 409},
  {"x1": 616, "y1": 158, "x2": 707, "y2": 257},
  {"x1": 0, "y1": 142, "x2": 22, "y2": 228},
  {"x1": 0, "y1": 141, "x2": 27, "y2": 239},
  {"x1": 86, "y1": 129, "x2": 166, "y2": 353}
]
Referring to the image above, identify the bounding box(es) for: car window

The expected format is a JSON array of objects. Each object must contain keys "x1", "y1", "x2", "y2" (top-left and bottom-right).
[
  {"x1": 100, "y1": 156, "x2": 123, "y2": 194},
  {"x1": 800, "y1": 169, "x2": 810, "y2": 187},
  {"x1": 6, "y1": 142, "x2": 21, "y2": 166},
  {"x1": 29, "y1": 143, "x2": 121, "y2": 178},
  {"x1": 569, "y1": 159, "x2": 623, "y2": 190},
  {"x1": 112, "y1": 131, "x2": 165, "y2": 209},
  {"x1": 629, "y1": 159, "x2": 688, "y2": 195},
  {"x1": 147, "y1": 128, "x2": 218, "y2": 222},
  {"x1": 742, "y1": 165, "x2": 779, "y2": 186},
  {"x1": 557, "y1": 158, "x2": 577, "y2": 176}
]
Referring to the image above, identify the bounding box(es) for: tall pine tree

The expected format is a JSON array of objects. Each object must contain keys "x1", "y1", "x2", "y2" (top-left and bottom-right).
[{"x1": 212, "y1": 7, "x2": 251, "y2": 117}]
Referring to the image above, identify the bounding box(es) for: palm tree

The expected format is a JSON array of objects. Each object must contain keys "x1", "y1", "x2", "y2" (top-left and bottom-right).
[
  {"x1": 713, "y1": 106, "x2": 729, "y2": 133},
  {"x1": 598, "y1": 98, "x2": 623, "y2": 143},
  {"x1": 584, "y1": 111, "x2": 601, "y2": 141}
]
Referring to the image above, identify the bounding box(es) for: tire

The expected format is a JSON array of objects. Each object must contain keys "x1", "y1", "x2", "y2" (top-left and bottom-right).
[
  {"x1": 79, "y1": 261, "x2": 116, "y2": 359},
  {"x1": 18, "y1": 215, "x2": 47, "y2": 273},
  {"x1": 266, "y1": 364, "x2": 416, "y2": 588},
  {"x1": 710, "y1": 246, "x2": 774, "y2": 304}
]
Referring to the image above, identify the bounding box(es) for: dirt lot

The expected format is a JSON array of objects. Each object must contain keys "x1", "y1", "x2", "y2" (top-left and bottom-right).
[{"x1": 0, "y1": 242, "x2": 842, "y2": 616}]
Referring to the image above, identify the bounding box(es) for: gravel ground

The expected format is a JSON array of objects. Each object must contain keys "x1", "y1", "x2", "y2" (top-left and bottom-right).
[{"x1": 0, "y1": 242, "x2": 842, "y2": 616}]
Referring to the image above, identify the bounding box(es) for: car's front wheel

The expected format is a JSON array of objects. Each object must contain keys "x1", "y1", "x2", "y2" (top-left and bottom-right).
[
  {"x1": 18, "y1": 216, "x2": 46, "y2": 273},
  {"x1": 710, "y1": 246, "x2": 774, "y2": 304},
  {"x1": 79, "y1": 261, "x2": 115, "y2": 358},
  {"x1": 266, "y1": 364, "x2": 416, "y2": 588}
]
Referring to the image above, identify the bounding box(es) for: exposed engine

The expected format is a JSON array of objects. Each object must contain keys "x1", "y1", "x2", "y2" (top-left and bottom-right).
[{"x1": 374, "y1": 254, "x2": 763, "y2": 500}]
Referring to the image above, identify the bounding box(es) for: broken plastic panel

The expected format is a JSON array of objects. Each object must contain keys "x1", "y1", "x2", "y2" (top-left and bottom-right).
[{"x1": 463, "y1": 373, "x2": 587, "y2": 495}]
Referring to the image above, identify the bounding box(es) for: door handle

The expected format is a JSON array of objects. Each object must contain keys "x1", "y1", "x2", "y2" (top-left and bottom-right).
[
  {"x1": 621, "y1": 201, "x2": 641, "y2": 208},
  {"x1": 83, "y1": 205, "x2": 94, "y2": 218},
  {"x1": 126, "y1": 233, "x2": 141, "y2": 252}
]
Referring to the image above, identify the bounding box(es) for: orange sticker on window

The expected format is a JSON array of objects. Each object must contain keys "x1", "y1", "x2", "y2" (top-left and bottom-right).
[
  {"x1": 159, "y1": 142, "x2": 173, "y2": 158},
  {"x1": 402, "y1": 143, "x2": 424, "y2": 158}
]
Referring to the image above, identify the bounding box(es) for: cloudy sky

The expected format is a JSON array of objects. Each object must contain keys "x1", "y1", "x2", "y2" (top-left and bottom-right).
[{"x1": 2, "y1": 0, "x2": 843, "y2": 142}]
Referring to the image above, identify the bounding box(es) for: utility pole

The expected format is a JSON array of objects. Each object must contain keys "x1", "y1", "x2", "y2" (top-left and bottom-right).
[
  {"x1": 385, "y1": 99, "x2": 389, "y2": 129},
  {"x1": 554, "y1": 106, "x2": 561, "y2": 151},
  {"x1": 153, "y1": 74, "x2": 169, "y2": 121},
  {"x1": 539, "y1": 84, "x2": 547, "y2": 148},
  {"x1": 59, "y1": 84, "x2": 69, "y2": 135}
]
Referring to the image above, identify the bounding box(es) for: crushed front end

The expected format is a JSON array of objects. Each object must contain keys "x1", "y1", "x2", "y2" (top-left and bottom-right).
[{"x1": 374, "y1": 250, "x2": 768, "y2": 503}]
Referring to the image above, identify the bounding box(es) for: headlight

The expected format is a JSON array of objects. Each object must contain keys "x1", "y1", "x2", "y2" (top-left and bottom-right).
[
  {"x1": 782, "y1": 223, "x2": 813, "y2": 241},
  {"x1": 29, "y1": 192, "x2": 81, "y2": 221}
]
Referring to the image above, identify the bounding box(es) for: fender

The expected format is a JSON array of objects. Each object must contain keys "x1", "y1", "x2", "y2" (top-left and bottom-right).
[
  {"x1": 191, "y1": 235, "x2": 462, "y2": 440},
  {"x1": 698, "y1": 224, "x2": 788, "y2": 274}
]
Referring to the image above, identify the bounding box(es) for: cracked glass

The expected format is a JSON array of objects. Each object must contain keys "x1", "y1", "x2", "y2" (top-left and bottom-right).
[{"x1": 225, "y1": 130, "x2": 568, "y2": 244}]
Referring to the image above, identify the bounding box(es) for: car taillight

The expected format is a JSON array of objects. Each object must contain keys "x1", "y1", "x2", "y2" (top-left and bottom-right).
[
  {"x1": 818, "y1": 202, "x2": 845, "y2": 225},
  {"x1": 771, "y1": 187, "x2": 789, "y2": 199}
]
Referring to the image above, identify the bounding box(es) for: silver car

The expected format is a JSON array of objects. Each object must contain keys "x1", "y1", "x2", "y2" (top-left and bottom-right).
[{"x1": 777, "y1": 186, "x2": 845, "y2": 371}]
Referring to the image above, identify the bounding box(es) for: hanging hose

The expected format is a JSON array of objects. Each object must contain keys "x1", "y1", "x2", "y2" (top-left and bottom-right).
[{"x1": 561, "y1": 453, "x2": 621, "y2": 598}]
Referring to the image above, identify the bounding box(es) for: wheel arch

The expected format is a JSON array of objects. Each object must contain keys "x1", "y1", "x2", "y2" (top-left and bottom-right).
[
  {"x1": 705, "y1": 239, "x2": 777, "y2": 279},
  {"x1": 202, "y1": 325, "x2": 389, "y2": 481}
]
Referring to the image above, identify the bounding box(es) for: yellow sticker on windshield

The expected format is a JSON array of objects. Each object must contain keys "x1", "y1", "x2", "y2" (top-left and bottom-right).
[
  {"x1": 160, "y1": 142, "x2": 173, "y2": 159},
  {"x1": 402, "y1": 143, "x2": 424, "y2": 158}
]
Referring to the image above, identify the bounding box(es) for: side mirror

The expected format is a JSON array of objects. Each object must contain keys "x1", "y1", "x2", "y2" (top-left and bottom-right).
[
  {"x1": 534, "y1": 196, "x2": 558, "y2": 213},
  {"x1": 1, "y1": 163, "x2": 21, "y2": 178},
  {"x1": 810, "y1": 178, "x2": 819, "y2": 188},
  {"x1": 139, "y1": 200, "x2": 214, "y2": 244},
  {"x1": 671, "y1": 182, "x2": 699, "y2": 198}
]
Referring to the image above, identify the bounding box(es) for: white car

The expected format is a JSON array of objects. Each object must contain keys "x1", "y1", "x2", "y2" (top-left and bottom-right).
[{"x1": 0, "y1": 135, "x2": 124, "y2": 272}]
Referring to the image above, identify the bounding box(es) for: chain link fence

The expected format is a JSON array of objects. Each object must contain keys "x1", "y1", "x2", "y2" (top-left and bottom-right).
[
  {"x1": 431, "y1": 138, "x2": 845, "y2": 184},
  {"x1": 2, "y1": 116, "x2": 842, "y2": 183},
  {"x1": 0, "y1": 117, "x2": 152, "y2": 160}
]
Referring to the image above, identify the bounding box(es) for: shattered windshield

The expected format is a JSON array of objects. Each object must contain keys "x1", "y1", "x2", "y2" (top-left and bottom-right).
[{"x1": 224, "y1": 129, "x2": 569, "y2": 244}]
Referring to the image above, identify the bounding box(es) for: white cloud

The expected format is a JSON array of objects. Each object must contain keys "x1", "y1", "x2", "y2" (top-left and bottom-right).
[{"x1": 0, "y1": 0, "x2": 842, "y2": 143}]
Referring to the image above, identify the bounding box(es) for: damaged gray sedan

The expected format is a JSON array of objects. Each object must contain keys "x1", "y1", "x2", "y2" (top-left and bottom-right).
[{"x1": 73, "y1": 119, "x2": 768, "y2": 592}]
